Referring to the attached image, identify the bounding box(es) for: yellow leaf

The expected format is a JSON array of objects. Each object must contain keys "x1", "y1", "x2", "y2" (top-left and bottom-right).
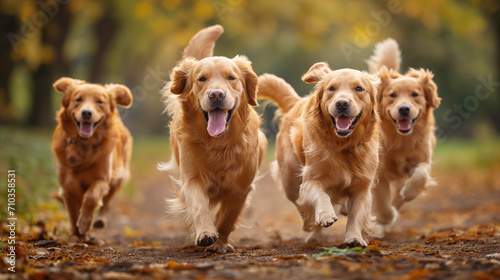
[
  {"x1": 135, "y1": 1, "x2": 153, "y2": 18},
  {"x1": 194, "y1": 0, "x2": 215, "y2": 21}
]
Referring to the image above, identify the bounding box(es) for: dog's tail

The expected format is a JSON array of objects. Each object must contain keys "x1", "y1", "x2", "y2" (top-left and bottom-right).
[
  {"x1": 258, "y1": 74, "x2": 301, "y2": 114},
  {"x1": 366, "y1": 38, "x2": 401, "y2": 74},
  {"x1": 183, "y1": 24, "x2": 224, "y2": 60}
]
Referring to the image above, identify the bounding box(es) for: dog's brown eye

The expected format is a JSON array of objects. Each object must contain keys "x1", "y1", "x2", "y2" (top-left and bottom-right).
[
  {"x1": 76, "y1": 98, "x2": 82, "y2": 102},
  {"x1": 198, "y1": 77, "x2": 207, "y2": 82},
  {"x1": 97, "y1": 100, "x2": 103, "y2": 104},
  {"x1": 227, "y1": 76, "x2": 235, "y2": 81},
  {"x1": 355, "y1": 86, "x2": 364, "y2": 92},
  {"x1": 389, "y1": 93, "x2": 396, "y2": 98},
  {"x1": 412, "y1": 92, "x2": 418, "y2": 97},
  {"x1": 328, "y1": 86, "x2": 335, "y2": 92}
]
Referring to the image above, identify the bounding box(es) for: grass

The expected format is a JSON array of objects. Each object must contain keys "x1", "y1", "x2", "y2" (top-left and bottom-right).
[
  {"x1": 433, "y1": 137, "x2": 500, "y2": 171},
  {"x1": 0, "y1": 127, "x2": 59, "y2": 223},
  {"x1": 0, "y1": 126, "x2": 499, "y2": 221}
]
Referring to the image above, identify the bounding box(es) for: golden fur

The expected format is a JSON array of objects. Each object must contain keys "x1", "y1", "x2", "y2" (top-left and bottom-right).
[
  {"x1": 158, "y1": 25, "x2": 267, "y2": 253},
  {"x1": 367, "y1": 38, "x2": 441, "y2": 225},
  {"x1": 258, "y1": 63, "x2": 382, "y2": 246},
  {"x1": 52, "y1": 77, "x2": 133, "y2": 240}
]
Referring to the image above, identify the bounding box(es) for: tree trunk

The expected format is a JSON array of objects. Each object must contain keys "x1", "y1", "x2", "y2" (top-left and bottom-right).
[
  {"x1": 486, "y1": 8, "x2": 500, "y2": 133},
  {"x1": 89, "y1": 5, "x2": 118, "y2": 83},
  {"x1": 0, "y1": 14, "x2": 20, "y2": 119},
  {"x1": 28, "y1": 3, "x2": 72, "y2": 127}
]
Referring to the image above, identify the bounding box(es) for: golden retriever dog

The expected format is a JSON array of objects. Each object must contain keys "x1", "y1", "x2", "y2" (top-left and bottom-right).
[
  {"x1": 52, "y1": 77, "x2": 133, "y2": 240},
  {"x1": 258, "y1": 63, "x2": 382, "y2": 246},
  {"x1": 158, "y1": 25, "x2": 267, "y2": 253},
  {"x1": 367, "y1": 38, "x2": 441, "y2": 225}
]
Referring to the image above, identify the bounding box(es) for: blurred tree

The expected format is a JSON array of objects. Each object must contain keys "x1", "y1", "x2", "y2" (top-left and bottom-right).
[
  {"x1": 476, "y1": 0, "x2": 500, "y2": 132},
  {"x1": 89, "y1": 3, "x2": 119, "y2": 83},
  {"x1": 1, "y1": 0, "x2": 498, "y2": 138},
  {"x1": 0, "y1": 13, "x2": 19, "y2": 122},
  {"x1": 28, "y1": 2, "x2": 72, "y2": 127}
]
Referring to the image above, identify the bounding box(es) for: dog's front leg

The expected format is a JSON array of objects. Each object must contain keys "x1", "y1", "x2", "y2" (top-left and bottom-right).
[
  {"x1": 77, "y1": 180, "x2": 109, "y2": 238},
  {"x1": 394, "y1": 162, "x2": 434, "y2": 209},
  {"x1": 345, "y1": 187, "x2": 372, "y2": 247},
  {"x1": 297, "y1": 179, "x2": 338, "y2": 229},
  {"x1": 212, "y1": 186, "x2": 252, "y2": 253},
  {"x1": 182, "y1": 182, "x2": 218, "y2": 247}
]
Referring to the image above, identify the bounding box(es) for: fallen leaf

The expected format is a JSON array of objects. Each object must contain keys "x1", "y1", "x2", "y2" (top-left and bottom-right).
[{"x1": 166, "y1": 261, "x2": 196, "y2": 270}]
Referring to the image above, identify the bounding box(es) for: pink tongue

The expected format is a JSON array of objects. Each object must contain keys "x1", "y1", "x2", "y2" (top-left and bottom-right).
[
  {"x1": 397, "y1": 119, "x2": 411, "y2": 131},
  {"x1": 336, "y1": 116, "x2": 352, "y2": 129},
  {"x1": 207, "y1": 109, "x2": 226, "y2": 137},
  {"x1": 80, "y1": 122, "x2": 93, "y2": 136}
]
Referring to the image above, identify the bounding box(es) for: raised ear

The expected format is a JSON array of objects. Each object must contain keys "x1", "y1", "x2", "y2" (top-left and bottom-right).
[
  {"x1": 408, "y1": 68, "x2": 441, "y2": 108},
  {"x1": 170, "y1": 57, "x2": 197, "y2": 95},
  {"x1": 53, "y1": 77, "x2": 86, "y2": 107},
  {"x1": 107, "y1": 84, "x2": 133, "y2": 108},
  {"x1": 302, "y1": 62, "x2": 331, "y2": 84},
  {"x1": 233, "y1": 55, "x2": 259, "y2": 106}
]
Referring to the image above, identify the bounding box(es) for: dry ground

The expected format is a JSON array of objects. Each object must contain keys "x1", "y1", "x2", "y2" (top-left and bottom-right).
[{"x1": 2, "y1": 159, "x2": 500, "y2": 279}]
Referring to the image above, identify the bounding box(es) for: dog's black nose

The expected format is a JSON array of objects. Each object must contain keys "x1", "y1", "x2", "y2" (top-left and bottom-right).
[
  {"x1": 398, "y1": 105, "x2": 410, "y2": 117},
  {"x1": 81, "y1": 109, "x2": 93, "y2": 121},
  {"x1": 208, "y1": 89, "x2": 226, "y2": 103},
  {"x1": 335, "y1": 98, "x2": 350, "y2": 112}
]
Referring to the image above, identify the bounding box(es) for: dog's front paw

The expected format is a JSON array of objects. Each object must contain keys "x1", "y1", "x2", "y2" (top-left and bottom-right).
[
  {"x1": 196, "y1": 231, "x2": 219, "y2": 247},
  {"x1": 400, "y1": 184, "x2": 419, "y2": 202},
  {"x1": 315, "y1": 212, "x2": 338, "y2": 228},
  {"x1": 76, "y1": 214, "x2": 92, "y2": 236},
  {"x1": 210, "y1": 240, "x2": 234, "y2": 253},
  {"x1": 344, "y1": 236, "x2": 367, "y2": 247}
]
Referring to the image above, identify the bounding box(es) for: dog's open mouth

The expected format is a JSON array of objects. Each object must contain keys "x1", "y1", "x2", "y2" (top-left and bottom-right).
[
  {"x1": 75, "y1": 117, "x2": 101, "y2": 138},
  {"x1": 391, "y1": 114, "x2": 419, "y2": 134},
  {"x1": 331, "y1": 112, "x2": 362, "y2": 137},
  {"x1": 202, "y1": 106, "x2": 235, "y2": 137}
]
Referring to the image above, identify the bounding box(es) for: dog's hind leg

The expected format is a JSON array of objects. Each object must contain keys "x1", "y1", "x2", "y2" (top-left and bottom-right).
[{"x1": 373, "y1": 176, "x2": 398, "y2": 225}]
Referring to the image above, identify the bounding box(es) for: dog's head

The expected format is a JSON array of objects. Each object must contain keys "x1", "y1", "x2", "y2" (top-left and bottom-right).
[
  {"x1": 169, "y1": 55, "x2": 258, "y2": 137},
  {"x1": 377, "y1": 66, "x2": 440, "y2": 134},
  {"x1": 53, "y1": 77, "x2": 133, "y2": 138},
  {"x1": 302, "y1": 62, "x2": 380, "y2": 138}
]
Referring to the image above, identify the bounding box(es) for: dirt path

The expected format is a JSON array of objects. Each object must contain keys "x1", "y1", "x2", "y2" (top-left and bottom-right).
[{"x1": 7, "y1": 162, "x2": 500, "y2": 279}]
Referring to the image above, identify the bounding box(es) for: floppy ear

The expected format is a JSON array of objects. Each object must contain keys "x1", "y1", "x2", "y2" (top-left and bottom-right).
[
  {"x1": 53, "y1": 77, "x2": 85, "y2": 107},
  {"x1": 107, "y1": 84, "x2": 133, "y2": 108},
  {"x1": 408, "y1": 68, "x2": 441, "y2": 108},
  {"x1": 170, "y1": 58, "x2": 197, "y2": 95},
  {"x1": 233, "y1": 55, "x2": 259, "y2": 106},
  {"x1": 302, "y1": 62, "x2": 331, "y2": 84}
]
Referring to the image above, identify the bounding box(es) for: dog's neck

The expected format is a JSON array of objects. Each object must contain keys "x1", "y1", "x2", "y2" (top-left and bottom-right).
[{"x1": 66, "y1": 136, "x2": 103, "y2": 147}]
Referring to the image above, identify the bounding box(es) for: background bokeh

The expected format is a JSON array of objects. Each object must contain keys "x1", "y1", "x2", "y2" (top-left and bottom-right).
[
  {"x1": 1, "y1": 0, "x2": 499, "y2": 141},
  {"x1": 1, "y1": 3, "x2": 500, "y2": 270}
]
